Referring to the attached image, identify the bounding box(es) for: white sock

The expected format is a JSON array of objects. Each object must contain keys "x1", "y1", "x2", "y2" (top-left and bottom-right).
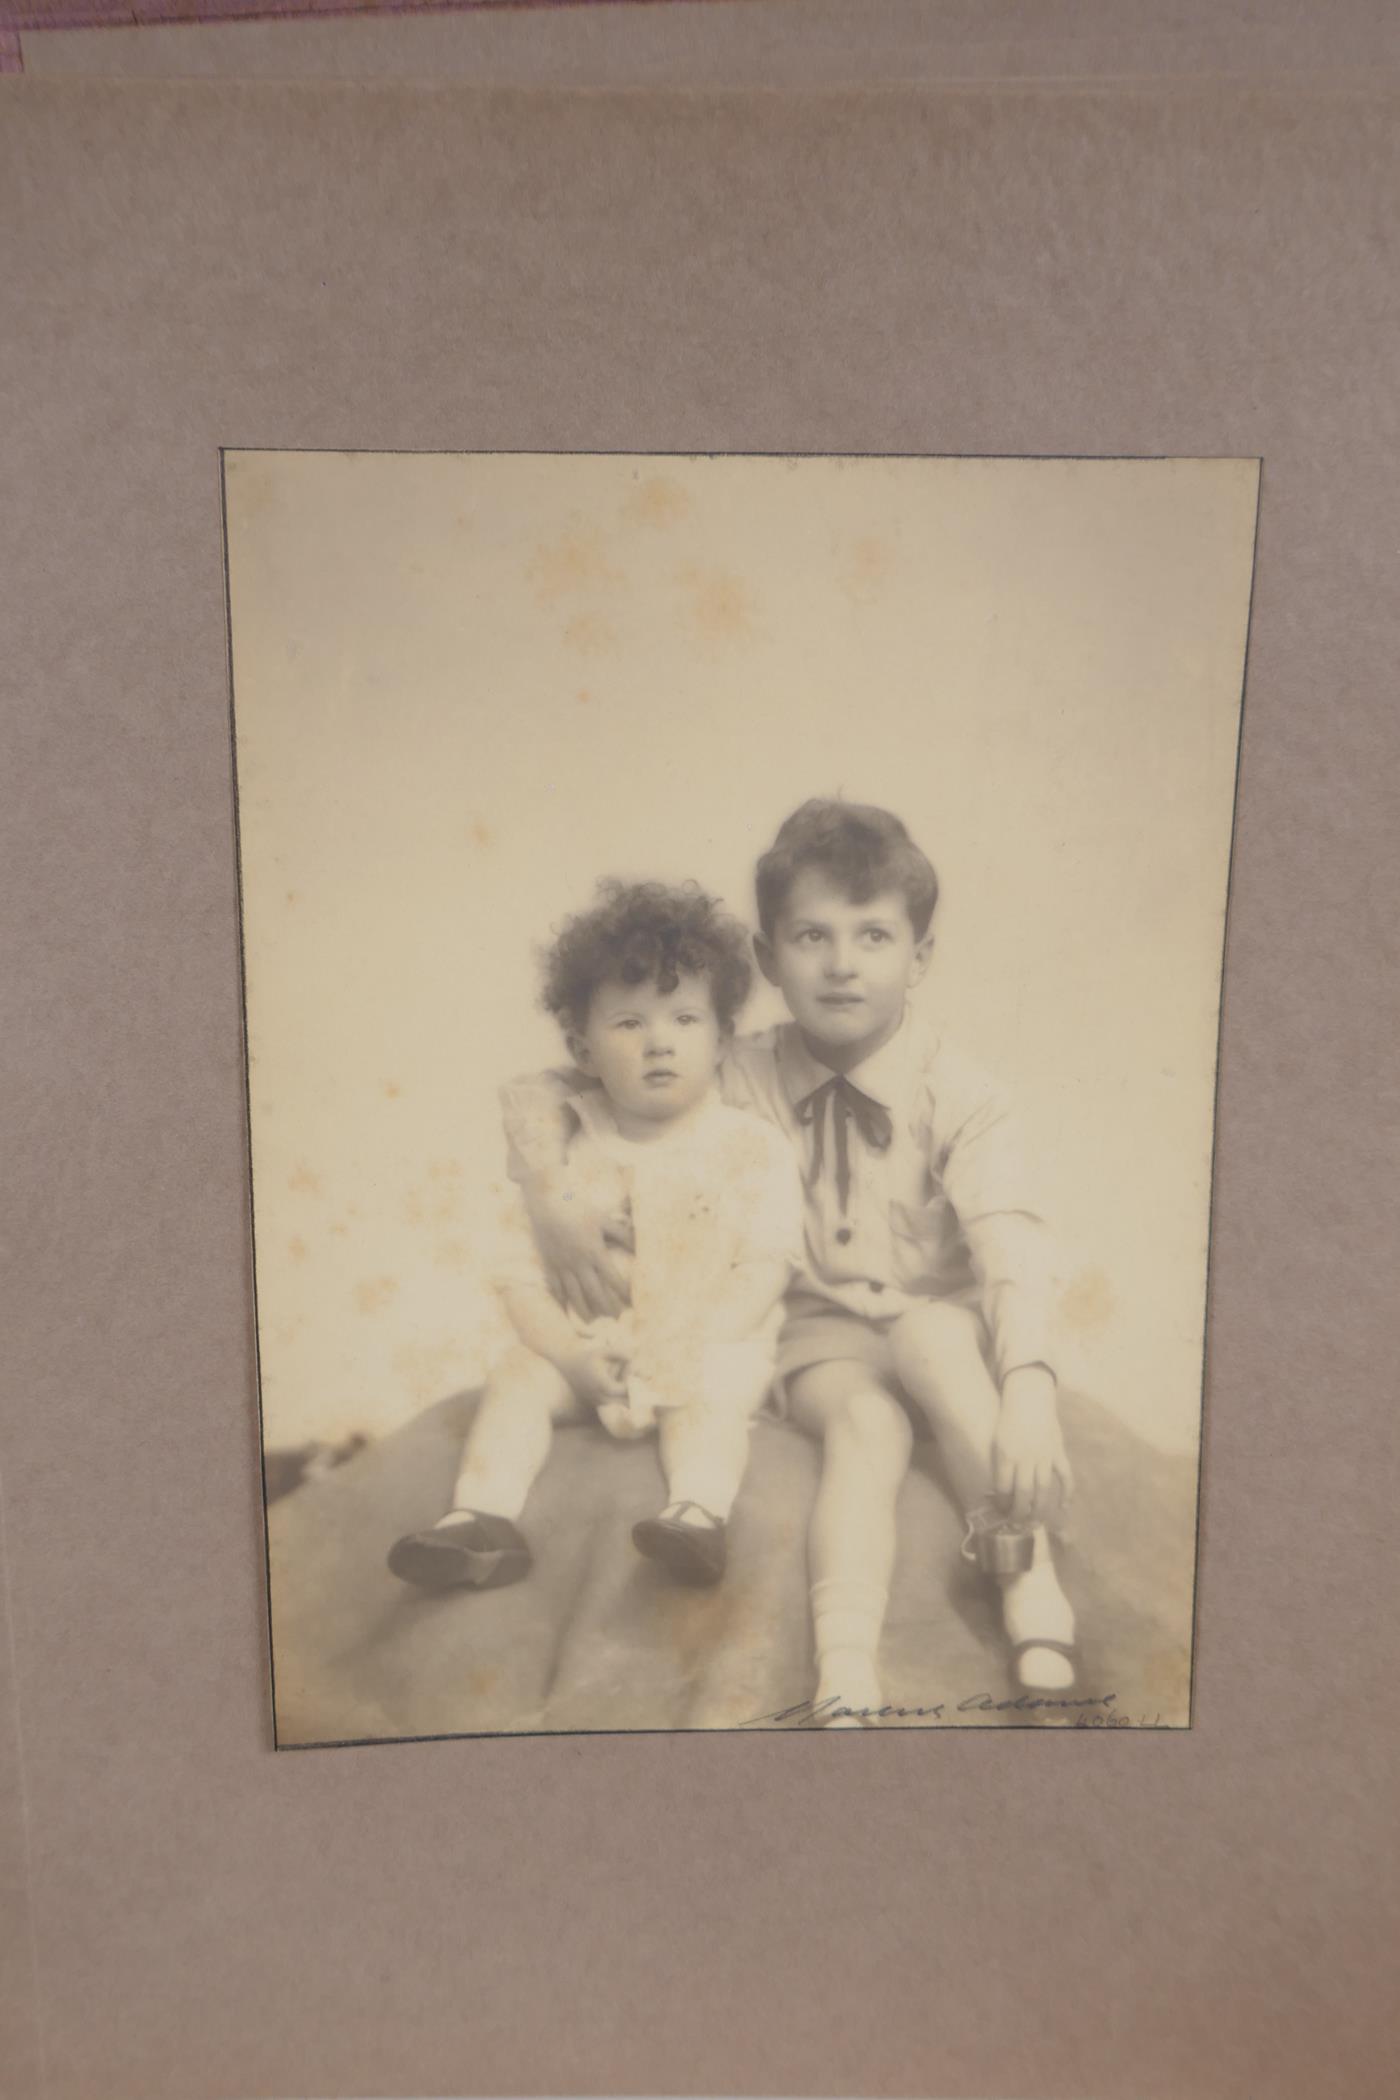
[
  {"x1": 999, "y1": 1529, "x2": 1075, "y2": 1688},
  {"x1": 442, "y1": 1479, "x2": 528, "y2": 1523},
  {"x1": 812, "y1": 1578, "x2": 887, "y2": 1715}
]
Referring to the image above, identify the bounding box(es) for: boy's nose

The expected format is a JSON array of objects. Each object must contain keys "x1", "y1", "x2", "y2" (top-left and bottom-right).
[{"x1": 826, "y1": 947, "x2": 858, "y2": 980}]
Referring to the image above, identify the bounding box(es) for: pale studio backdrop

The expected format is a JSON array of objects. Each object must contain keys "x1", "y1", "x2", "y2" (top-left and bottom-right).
[{"x1": 225, "y1": 452, "x2": 1256, "y2": 1460}]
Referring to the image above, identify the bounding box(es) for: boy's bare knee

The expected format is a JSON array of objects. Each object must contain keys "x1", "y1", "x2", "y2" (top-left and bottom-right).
[{"x1": 831, "y1": 1387, "x2": 914, "y2": 1471}]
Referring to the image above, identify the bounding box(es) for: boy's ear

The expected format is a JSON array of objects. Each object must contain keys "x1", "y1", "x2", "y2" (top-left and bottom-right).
[
  {"x1": 908, "y1": 931, "x2": 936, "y2": 986},
  {"x1": 754, "y1": 932, "x2": 781, "y2": 988}
]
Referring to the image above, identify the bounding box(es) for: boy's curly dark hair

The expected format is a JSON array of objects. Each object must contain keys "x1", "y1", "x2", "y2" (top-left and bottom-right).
[
  {"x1": 754, "y1": 798, "x2": 939, "y2": 939},
  {"x1": 542, "y1": 880, "x2": 754, "y2": 1035}
]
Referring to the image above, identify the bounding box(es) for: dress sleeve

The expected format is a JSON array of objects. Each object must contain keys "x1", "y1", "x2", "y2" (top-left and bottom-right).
[
  {"x1": 498, "y1": 1065, "x2": 593, "y2": 1184},
  {"x1": 930, "y1": 1052, "x2": 1058, "y2": 1385}
]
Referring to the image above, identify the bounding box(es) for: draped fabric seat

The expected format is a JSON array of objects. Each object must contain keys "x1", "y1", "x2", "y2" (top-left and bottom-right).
[{"x1": 268, "y1": 1391, "x2": 1197, "y2": 1745}]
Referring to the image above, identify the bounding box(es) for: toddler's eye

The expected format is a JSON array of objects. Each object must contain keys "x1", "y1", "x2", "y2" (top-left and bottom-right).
[{"x1": 676, "y1": 1013, "x2": 700, "y2": 1026}]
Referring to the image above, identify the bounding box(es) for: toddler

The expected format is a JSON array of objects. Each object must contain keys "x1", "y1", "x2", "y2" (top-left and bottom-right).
[{"x1": 388, "y1": 881, "x2": 803, "y2": 1593}]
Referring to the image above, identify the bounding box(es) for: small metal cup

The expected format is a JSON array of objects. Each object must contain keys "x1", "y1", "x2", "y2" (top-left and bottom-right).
[
  {"x1": 963, "y1": 1496, "x2": 1037, "y2": 1575},
  {"x1": 974, "y1": 1524, "x2": 1036, "y2": 1576}
]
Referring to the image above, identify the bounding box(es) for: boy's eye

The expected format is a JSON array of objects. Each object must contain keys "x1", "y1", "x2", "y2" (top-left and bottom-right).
[
  {"x1": 862, "y1": 928, "x2": 891, "y2": 945},
  {"x1": 794, "y1": 928, "x2": 824, "y2": 945},
  {"x1": 616, "y1": 1017, "x2": 642, "y2": 1030}
]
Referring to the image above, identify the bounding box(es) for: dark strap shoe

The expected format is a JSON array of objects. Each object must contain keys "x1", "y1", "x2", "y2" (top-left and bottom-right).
[
  {"x1": 632, "y1": 1502, "x2": 727, "y2": 1587},
  {"x1": 387, "y1": 1511, "x2": 532, "y2": 1592}
]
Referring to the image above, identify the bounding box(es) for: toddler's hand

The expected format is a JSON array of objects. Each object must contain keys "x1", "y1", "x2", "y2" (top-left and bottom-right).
[
  {"x1": 994, "y1": 1375, "x2": 1074, "y2": 1525},
  {"x1": 564, "y1": 1341, "x2": 630, "y2": 1409}
]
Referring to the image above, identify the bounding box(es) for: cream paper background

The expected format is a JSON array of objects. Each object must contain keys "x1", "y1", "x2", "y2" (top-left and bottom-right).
[{"x1": 225, "y1": 451, "x2": 1256, "y2": 1461}]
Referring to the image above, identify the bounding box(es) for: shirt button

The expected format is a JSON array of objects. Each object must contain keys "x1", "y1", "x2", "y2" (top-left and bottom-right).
[
  {"x1": 869, "y1": 1280, "x2": 884, "y2": 1295},
  {"x1": 835, "y1": 1227, "x2": 852, "y2": 1245}
]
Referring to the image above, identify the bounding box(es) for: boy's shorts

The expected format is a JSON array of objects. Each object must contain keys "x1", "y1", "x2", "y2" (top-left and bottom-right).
[{"x1": 768, "y1": 1287, "x2": 986, "y2": 1436}]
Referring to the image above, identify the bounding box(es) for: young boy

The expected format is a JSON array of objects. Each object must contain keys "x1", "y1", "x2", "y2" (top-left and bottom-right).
[
  {"x1": 504, "y1": 803, "x2": 1077, "y2": 1719},
  {"x1": 388, "y1": 880, "x2": 804, "y2": 1595}
]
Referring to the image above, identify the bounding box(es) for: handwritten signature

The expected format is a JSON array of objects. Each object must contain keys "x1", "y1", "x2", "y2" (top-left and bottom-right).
[{"x1": 739, "y1": 1690, "x2": 1167, "y2": 1729}]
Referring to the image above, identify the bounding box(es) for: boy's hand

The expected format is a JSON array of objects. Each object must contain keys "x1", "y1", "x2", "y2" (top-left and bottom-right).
[
  {"x1": 563, "y1": 1341, "x2": 630, "y2": 1409},
  {"x1": 521, "y1": 1172, "x2": 632, "y2": 1320},
  {"x1": 994, "y1": 1366, "x2": 1074, "y2": 1524}
]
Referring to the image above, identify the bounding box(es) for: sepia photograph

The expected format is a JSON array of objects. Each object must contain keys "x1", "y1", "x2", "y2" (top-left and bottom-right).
[{"x1": 224, "y1": 450, "x2": 1257, "y2": 1744}]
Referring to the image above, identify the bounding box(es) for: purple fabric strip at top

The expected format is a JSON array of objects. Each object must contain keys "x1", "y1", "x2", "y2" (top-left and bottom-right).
[{"x1": 5, "y1": 0, "x2": 705, "y2": 34}]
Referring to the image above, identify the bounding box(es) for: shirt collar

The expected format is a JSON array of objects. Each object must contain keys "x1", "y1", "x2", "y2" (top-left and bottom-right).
[{"x1": 777, "y1": 1007, "x2": 919, "y2": 1113}]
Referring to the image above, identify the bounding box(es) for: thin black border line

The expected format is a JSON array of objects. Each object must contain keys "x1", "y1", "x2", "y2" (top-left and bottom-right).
[
  {"x1": 1184, "y1": 459, "x2": 1264, "y2": 1734},
  {"x1": 221, "y1": 447, "x2": 1251, "y2": 461},
  {"x1": 222, "y1": 445, "x2": 1262, "y2": 1755},
  {"x1": 278, "y1": 1719, "x2": 1184, "y2": 1753},
  {"x1": 221, "y1": 449, "x2": 283, "y2": 1753}
]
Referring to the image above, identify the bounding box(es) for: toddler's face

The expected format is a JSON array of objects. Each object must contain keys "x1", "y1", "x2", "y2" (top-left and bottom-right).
[
  {"x1": 760, "y1": 868, "x2": 931, "y2": 1060},
  {"x1": 576, "y1": 972, "x2": 722, "y2": 1125}
]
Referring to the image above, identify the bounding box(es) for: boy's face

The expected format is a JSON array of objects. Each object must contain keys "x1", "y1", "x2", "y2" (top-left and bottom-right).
[
  {"x1": 757, "y1": 867, "x2": 933, "y2": 1063},
  {"x1": 574, "y1": 972, "x2": 722, "y2": 1125}
]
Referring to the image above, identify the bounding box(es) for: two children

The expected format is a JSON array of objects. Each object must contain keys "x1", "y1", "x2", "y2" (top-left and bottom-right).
[
  {"x1": 388, "y1": 882, "x2": 803, "y2": 1593},
  {"x1": 391, "y1": 799, "x2": 1077, "y2": 1724}
]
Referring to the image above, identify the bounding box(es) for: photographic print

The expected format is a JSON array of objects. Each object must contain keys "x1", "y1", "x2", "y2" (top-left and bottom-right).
[{"x1": 224, "y1": 451, "x2": 1257, "y2": 1744}]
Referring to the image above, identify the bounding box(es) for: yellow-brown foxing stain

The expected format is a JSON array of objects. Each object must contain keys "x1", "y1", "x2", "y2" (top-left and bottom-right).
[
  {"x1": 622, "y1": 475, "x2": 691, "y2": 529},
  {"x1": 330, "y1": 1222, "x2": 349, "y2": 1239},
  {"x1": 529, "y1": 527, "x2": 620, "y2": 603},
  {"x1": 468, "y1": 819, "x2": 493, "y2": 849},
  {"x1": 405, "y1": 1160, "x2": 467, "y2": 1233},
  {"x1": 576, "y1": 687, "x2": 593, "y2": 707},
  {"x1": 394, "y1": 1337, "x2": 462, "y2": 1404},
  {"x1": 843, "y1": 534, "x2": 894, "y2": 604},
  {"x1": 1143, "y1": 1645, "x2": 1191, "y2": 1715},
  {"x1": 382, "y1": 1080, "x2": 402, "y2": 1100},
  {"x1": 284, "y1": 890, "x2": 299, "y2": 908},
  {"x1": 563, "y1": 610, "x2": 619, "y2": 656},
  {"x1": 432, "y1": 1238, "x2": 472, "y2": 1273},
  {"x1": 468, "y1": 1666, "x2": 498, "y2": 1698},
  {"x1": 288, "y1": 1234, "x2": 310, "y2": 1264},
  {"x1": 679, "y1": 566, "x2": 758, "y2": 644},
  {"x1": 288, "y1": 1162, "x2": 323, "y2": 1196},
  {"x1": 1059, "y1": 1268, "x2": 1116, "y2": 1332},
  {"x1": 354, "y1": 1276, "x2": 398, "y2": 1316},
  {"x1": 655, "y1": 1577, "x2": 736, "y2": 1678}
]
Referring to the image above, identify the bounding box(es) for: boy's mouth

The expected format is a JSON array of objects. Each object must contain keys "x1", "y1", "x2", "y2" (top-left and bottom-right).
[{"x1": 644, "y1": 1069, "x2": 679, "y2": 1085}]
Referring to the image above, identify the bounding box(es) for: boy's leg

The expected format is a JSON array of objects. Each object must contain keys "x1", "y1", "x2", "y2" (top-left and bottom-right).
[
  {"x1": 789, "y1": 1361, "x2": 915, "y2": 1721},
  {"x1": 889, "y1": 1302, "x2": 1075, "y2": 1688}
]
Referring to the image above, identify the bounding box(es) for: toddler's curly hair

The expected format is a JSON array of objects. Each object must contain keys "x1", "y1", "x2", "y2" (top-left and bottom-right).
[{"x1": 542, "y1": 880, "x2": 753, "y2": 1035}]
